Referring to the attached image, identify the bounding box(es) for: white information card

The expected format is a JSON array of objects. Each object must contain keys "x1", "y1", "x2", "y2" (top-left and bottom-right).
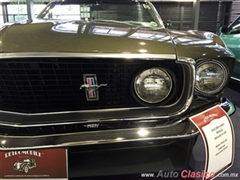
[{"x1": 189, "y1": 105, "x2": 235, "y2": 180}]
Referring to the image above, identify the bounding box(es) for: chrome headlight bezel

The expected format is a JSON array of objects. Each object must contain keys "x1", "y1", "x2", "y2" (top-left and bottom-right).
[
  {"x1": 133, "y1": 67, "x2": 173, "y2": 104},
  {"x1": 195, "y1": 60, "x2": 228, "y2": 95}
]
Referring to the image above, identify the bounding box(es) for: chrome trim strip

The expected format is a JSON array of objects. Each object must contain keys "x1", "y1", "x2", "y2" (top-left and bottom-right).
[
  {"x1": 231, "y1": 76, "x2": 240, "y2": 82},
  {"x1": 0, "y1": 108, "x2": 131, "y2": 116},
  {"x1": 0, "y1": 117, "x2": 162, "y2": 128},
  {"x1": 0, "y1": 52, "x2": 176, "y2": 60},
  {"x1": 147, "y1": 2, "x2": 165, "y2": 28},
  {"x1": 0, "y1": 115, "x2": 183, "y2": 129},
  {"x1": 0, "y1": 114, "x2": 170, "y2": 127},
  {"x1": 3, "y1": 119, "x2": 185, "y2": 139},
  {"x1": 169, "y1": 57, "x2": 195, "y2": 116},
  {"x1": 0, "y1": 121, "x2": 199, "y2": 150}
]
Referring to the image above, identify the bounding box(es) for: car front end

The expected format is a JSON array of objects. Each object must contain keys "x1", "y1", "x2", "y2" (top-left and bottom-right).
[{"x1": 0, "y1": 0, "x2": 236, "y2": 178}]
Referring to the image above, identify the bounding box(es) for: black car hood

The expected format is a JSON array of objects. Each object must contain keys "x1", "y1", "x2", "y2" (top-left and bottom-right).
[
  {"x1": 0, "y1": 20, "x2": 176, "y2": 56},
  {"x1": 0, "y1": 20, "x2": 233, "y2": 60}
]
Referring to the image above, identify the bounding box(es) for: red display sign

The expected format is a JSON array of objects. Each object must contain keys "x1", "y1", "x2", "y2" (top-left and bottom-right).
[
  {"x1": 0, "y1": 148, "x2": 68, "y2": 180},
  {"x1": 189, "y1": 105, "x2": 235, "y2": 180}
]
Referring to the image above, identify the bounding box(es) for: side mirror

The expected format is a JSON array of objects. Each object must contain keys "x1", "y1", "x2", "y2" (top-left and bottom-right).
[{"x1": 165, "y1": 20, "x2": 172, "y2": 29}]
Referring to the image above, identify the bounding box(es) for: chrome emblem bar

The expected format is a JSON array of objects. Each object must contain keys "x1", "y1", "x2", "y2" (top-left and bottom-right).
[{"x1": 80, "y1": 74, "x2": 107, "y2": 101}]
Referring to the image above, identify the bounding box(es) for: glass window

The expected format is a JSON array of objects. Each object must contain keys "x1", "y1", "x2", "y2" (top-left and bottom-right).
[
  {"x1": 37, "y1": 1, "x2": 163, "y2": 28},
  {"x1": 44, "y1": 5, "x2": 81, "y2": 20},
  {"x1": 228, "y1": 16, "x2": 240, "y2": 34},
  {"x1": 0, "y1": 7, "x2": 3, "y2": 25},
  {"x1": 7, "y1": 4, "x2": 28, "y2": 22},
  {"x1": 6, "y1": 4, "x2": 47, "y2": 23},
  {"x1": 34, "y1": 4, "x2": 48, "y2": 15}
]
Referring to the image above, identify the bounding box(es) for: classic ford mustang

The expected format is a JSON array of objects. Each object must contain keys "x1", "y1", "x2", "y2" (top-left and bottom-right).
[{"x1": 0, "y1": 0, "x2": 236, "y2": 178}]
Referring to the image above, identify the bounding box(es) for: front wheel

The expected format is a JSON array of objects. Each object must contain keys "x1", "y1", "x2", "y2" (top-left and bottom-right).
[{"x1": 23, "y1": 166, "x2": 29, "y2": 173}]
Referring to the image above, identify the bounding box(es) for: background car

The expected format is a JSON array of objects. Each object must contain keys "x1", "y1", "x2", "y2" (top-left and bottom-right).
[{"x1": 220, "y1": 16, "x2": 240, "y2": 82}]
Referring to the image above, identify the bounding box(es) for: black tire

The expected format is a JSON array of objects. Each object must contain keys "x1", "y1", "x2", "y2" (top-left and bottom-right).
[{"x1": 24, "y1": 166, "x2": 29, "y2": 173}]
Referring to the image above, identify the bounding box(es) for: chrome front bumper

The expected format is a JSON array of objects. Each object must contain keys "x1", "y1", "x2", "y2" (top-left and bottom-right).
[{"x1": 0, "y1": 98, "x2": 235, "y2": 150}]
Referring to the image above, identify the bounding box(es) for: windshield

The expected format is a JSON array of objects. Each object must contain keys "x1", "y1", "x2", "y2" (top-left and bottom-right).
[
  {"x1": 228, "y1": 16, "x2": 240, "y2": 34},
  {"x1": 37, "y1": 0, "x2": 163, "y2": 28}
]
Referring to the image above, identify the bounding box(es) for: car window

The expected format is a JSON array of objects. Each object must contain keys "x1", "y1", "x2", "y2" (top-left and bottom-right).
[
  {"x1": 37, "y1": 2, "x2": 162, "y2": 28},
  {"x1": 228, "y1": 17, "x2": 240, "y2": 34}
]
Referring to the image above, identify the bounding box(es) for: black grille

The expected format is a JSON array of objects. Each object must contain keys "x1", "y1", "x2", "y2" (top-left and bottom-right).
[{"x1": 0, "y1": 58, "x2": 184, "y2": 113}]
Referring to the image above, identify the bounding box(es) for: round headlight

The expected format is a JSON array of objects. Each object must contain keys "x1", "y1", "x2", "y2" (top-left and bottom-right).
[
  {"x1": 196, "y1": 61, "x2": 228, "y2": 94},
  {"x1": 134, "y1": 68, "x2": 173, "y2": 104}
]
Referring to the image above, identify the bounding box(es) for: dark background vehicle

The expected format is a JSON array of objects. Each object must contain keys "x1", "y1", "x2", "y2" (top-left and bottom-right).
[{"x1": 0, "y1": 0, "x2": 236, "y2": 178}]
